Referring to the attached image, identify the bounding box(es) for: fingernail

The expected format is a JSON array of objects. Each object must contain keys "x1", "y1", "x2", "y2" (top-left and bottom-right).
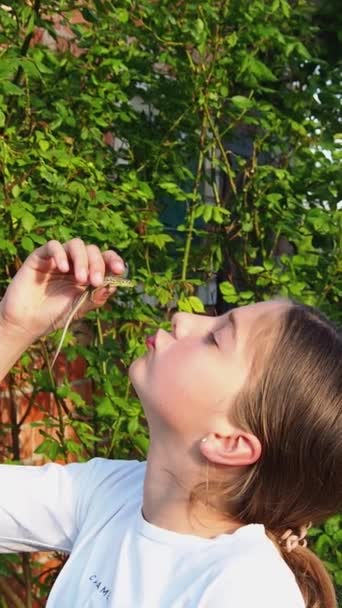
[
  {"x1": 60, "y1": 260, "x2": 69, "y2": 272},
  {"x1": 114, "y1": 261, "x2": 124, "y2": 273},
  {"x1": 78, "y1": 269, "x2": 87, "y2": 282},
  {"x1": 93, "y1": 272, "x2": 103, "y2": 285}
]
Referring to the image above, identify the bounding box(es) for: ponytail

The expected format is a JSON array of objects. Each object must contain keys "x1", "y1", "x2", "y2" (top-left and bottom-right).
[
  {"x1": 267, "y1": 531, "x2": 337, "y2": 608},
  {"x1": 284, "y1": 547, "x2": 336, "y2": 608}
]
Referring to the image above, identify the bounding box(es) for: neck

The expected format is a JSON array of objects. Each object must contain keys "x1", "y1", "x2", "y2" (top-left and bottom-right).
[{"x1": 142, "y1": 443, "x2": 241, "y2": 539}]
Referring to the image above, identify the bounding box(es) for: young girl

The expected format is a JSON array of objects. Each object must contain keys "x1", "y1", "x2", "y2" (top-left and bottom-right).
[{"x1": 0, "y1": 238, "x2": 341, "y2": 608}]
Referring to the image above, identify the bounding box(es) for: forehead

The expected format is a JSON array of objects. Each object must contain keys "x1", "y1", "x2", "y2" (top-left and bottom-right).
[
  {"x1": 222, "y1": 298, "x2": 289, "y2": 333},
  {"x1": 223, "y1": 298, "x2": 290, "y2": 366}
]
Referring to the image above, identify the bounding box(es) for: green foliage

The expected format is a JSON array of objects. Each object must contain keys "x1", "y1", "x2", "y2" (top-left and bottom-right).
[
  {"x1": 309, "y1": 516, "x2": 342, "y2": 590},
  {"x1": 0, "y1": 0, "x2": 341, "y2": 605}
]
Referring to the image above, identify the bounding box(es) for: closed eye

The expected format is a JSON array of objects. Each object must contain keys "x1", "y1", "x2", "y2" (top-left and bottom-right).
[{"x1": 206, "y1": 332, "x2": 218, "y2": 347}]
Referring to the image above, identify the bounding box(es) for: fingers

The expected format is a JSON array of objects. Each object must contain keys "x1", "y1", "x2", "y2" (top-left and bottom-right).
[
  {"x1": 34, "y1": 240, "x2": 70, "y2": 273},
  {"x1": 102, "y1": 250, "x2": 126, "y2": 276},
  {"x1": 64, "y1": 239, "x2": 89, "y2": 284},
  {"x1": 33, "y1": 239, "x2": 126, "y2": 287},
  {"x1": 86, "y1": 244, "x2": 105, "y2": 287},
  {"x1": 65, "y1": 240, "x2": 126, "y2": 287},
  {"x1": 90, "y1": 285, "x2": 116, "y2": 307}
]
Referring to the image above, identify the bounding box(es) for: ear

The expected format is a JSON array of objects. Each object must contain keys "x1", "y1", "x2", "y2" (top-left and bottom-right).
[{"x1": 199, "y1": 431, "x2": 261, "y2": 467}]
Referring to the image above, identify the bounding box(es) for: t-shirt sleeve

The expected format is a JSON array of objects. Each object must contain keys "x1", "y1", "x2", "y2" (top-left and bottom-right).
[{"x1": 0, "y1": 458, "x2": 135, "y2": 554}]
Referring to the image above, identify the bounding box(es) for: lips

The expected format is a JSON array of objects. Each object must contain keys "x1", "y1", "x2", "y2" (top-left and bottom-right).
[{"x1": 145, "y1": 334, "x2": 156, "y2": 349}]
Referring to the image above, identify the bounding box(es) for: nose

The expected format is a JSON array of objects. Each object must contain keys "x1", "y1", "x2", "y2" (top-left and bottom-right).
[
  {"x1": 171, "y1": 312, "x2": 212, "y2": 339},
  {"x1": 171, "y1": 312, "x2": 186, "y2": 339}
]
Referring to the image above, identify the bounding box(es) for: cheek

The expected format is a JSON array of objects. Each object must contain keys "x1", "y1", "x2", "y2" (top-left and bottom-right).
[
  {"x1": 131, "y1": 346, "x2": 226, "y2": 427},
  {"x1": 129, "y1": 344, "x2": 247, "y2": 435},
  {"x1": 152, "y1": 346, "x2": 209, "y2": 401}
]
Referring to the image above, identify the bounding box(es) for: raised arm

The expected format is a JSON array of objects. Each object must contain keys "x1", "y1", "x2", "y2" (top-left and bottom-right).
[{"x1": 0, "y1": 238, "x2": 126, "y2": 381}]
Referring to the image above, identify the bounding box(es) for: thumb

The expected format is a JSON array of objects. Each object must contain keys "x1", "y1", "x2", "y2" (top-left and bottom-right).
[{"x1": 89, "y1": 285, "x2": 117, "y2": 308}]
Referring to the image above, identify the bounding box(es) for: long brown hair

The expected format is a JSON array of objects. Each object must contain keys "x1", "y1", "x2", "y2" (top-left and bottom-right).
[{"x1": 194, "y1": 299, "x2": 342, "y2": 607}]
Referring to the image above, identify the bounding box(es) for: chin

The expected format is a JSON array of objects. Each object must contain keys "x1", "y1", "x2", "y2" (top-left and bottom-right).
[
  {"x1": 128, "y1": 358, "x2": 138, "y2": 382},
  {"x1": 128, "y1": 357, "x2": 147, "y2": 395}
]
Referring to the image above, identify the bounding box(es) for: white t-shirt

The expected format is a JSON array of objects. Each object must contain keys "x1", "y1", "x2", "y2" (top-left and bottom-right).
[{"x1": 0, "y1": 458, "x2": 305, "y2": 607}]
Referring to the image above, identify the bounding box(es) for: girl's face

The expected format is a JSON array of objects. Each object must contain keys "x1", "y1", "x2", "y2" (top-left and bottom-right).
[{"x1": 129, "y1": 300, "x2": 286, "y2": 442}]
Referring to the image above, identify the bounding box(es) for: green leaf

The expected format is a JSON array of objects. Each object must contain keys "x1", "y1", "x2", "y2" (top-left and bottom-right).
[
  {"x1": 266, "y1": 193, "x2": 282, "y2": 206},
  {"x1": 38, "y1": 139, "x2": 50, "y2": 152},
  {"x1": 203, "y1": 205, "x2": 214, "y2": 222},
  {"x1": 231, "y1": 96, "x2": 253, "y2": 110},
  {"x1": 128, "y1": 418, "x2": 139, "y2": 435},
  {"x1": 187, "y1": 296, "x2": 205, "y2": 313},
  {"x1": 195, "y1": 18, "x2": 204, "y2": 34},
  {"x1": 306, "y1": 209, "x2": 331, "y2": 234},
  {"x1": 35, "y1": 438, "x2": 60, "y2": 461},
  {"x1": 240, "y1": 290, "x2": 254, "y2": 300},
  {"x1": 80, "y1": 7, "x2": 98, "y2": 23},
  {"x1": 11, "y1": 185, "x2": 21, "y2": 198},
  {"x1": 279, "y1": 0, "x2": 291, "y2": 18},
  {"x1": 247, "y1": 266, "x2": 264, "y2": 275},
  {"x1": 116, "y1": 8, "x2": 129, "y2": 23},
  {"x1": 315, "y1": 533, "x2": 334, "y2": 557},
  {"x1": 134, "y1": 434, "x2": 149, "y2": 455},
  {"x1": 308, "y1": 527, "x2": 323, "y2": 538},
  {"x1": 242, "y1": 221, "x2": 253, "y2": 232},
  {"x1": 159, "y1": 181, "x2": 187, "y2": 201},
  {"x1": 20, "y1": 58, "x2": 42, "y2": 80},
  {"x1": 248, "y1": 57, "x2": 277, "y2": 82},
  {"x1": 97, "y1": 399, "x2": 116, "y2": 417},
  {"x1": 219, "y1": 281, "x2": 237, "y2": 296},
  {"x1": 65, "y1": 439, "x2": 83, "y2": 456},
  {"x1": 21, "y1": 211, "x2": 36, "y2": 232},
  {"x1": 289, "y1": 282, "x2": 306, "y2": 297},
  {"x1": 226, "y1": 32, "x2": 238, "y2": 47},
  {"x1": 324, "y1": 515, "x2": 341, "y2": 537},
  {"x1": 279, "y1": 272, "x2": 291, "y2": 283},
  {"x1": 334, "y1": 570, "x2": 342, "y2": 586},
  {"x1": 178, "y1": 298, "x2": 193, "y2": 313},
  {"x1": 264, "y1": 260, "x2": 274, "y2": 271},
  {"x1": 219, "y1": 282, "x2": 239, "y2": 303},
  {"x1": 212, "y1": 207, "x2": 229, "y2": 224},
  {"x1": 0, "y1": 58, "x2": 20, "y2": 80},
  {"x1": 21, "y1": 235, "x2": 34, "y2": 252},
  {"x1": 144, "y1": 234, "x2": 174, "y2": 250}
]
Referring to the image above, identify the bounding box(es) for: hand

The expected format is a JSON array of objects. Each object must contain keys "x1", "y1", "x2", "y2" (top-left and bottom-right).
[{"x1": 0, "y1": 239, "x2": 126, "y2": 341}]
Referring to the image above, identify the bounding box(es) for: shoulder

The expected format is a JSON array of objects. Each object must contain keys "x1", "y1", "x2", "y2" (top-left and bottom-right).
[
  {"x1": 67, "y1": 456, "x2": 146, "y2": 484},
  {"x1": 63, "y1": 458, "x2": 146, "y2": 526},
  {"x1": 60, "y1": 457, "x2": 146, "y2": 495},
  {"x1": 70, "y1": 456, "x2": 147, "y2": 492},
  {"x1": 205, "y1": 525, "x2": 305, "y2": 608}
]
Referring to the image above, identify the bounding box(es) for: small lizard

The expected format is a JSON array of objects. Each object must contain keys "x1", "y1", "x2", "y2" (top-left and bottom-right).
[{"x1": 50, "y1": 275, "x2": 135, "y2": 369}]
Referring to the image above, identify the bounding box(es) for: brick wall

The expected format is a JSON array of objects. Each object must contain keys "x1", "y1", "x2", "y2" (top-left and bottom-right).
[
  {"x1": 0, "y1": 351, "x2": 93, "y2": 606},
  {"x1": 0, "y1": 354, "x2": 92, "y2": 463}
]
